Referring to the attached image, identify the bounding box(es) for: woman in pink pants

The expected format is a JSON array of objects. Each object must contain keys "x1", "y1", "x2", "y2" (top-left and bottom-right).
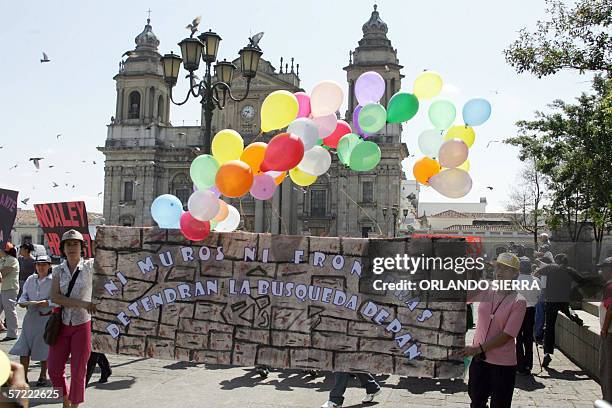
[{"x1": 48, "y1": 230, "x2": 96, "y2": 408}]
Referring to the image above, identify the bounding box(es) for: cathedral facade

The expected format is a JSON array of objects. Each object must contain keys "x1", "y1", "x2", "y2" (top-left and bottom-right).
[{"x1": 100, "y1": 5, "x2": 409, "y2": 237}]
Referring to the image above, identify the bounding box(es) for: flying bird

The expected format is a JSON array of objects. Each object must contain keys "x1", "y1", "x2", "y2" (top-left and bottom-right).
[
  {"x1": 71, "y1": 185, "x2": 75, "y2": 189},
  {"x1": 122, "y1": 50, "x2": 135, "y2": 58},
  {"x1": 21, "y1": 198, "x2": 30, "y2": 205},
  {"x1": 52, "y1": 182, "x2": 59, "y2": 187},
  {"x1": 56, "y1": 133, "x2": 62, "y2": 139},
  {"x1": 40, "y1": 52, "x2": 50, "y2": 63},
  {"x1": 9, "y1": 164, "x2": 17, "y2": 170},
  {"x1": 186, "y1": 16, "x2": 201, "y2": 36},
  {"x1": 29, "y1": 157, "x2": 43, "y2": 169},
  {"x1": 486, "y1": 140, "x2": 501, "y2": 148},
  {"x1": 134, "y1": 180, "x2": 141, "y2": 186},
  {"x1": 248, "y1": 32, "x2": 264, "y2": 48},
  {"x1": 97, "y1": 192, "x2": 103, "y2": 197},
  {"x1": 177, "y1": 132, "x2": 186, "y2": 136},
  {"x1": 0, "y1": 146, "x2": 3, "y2": 149},
  {"x1": 48, "y1": 165, "x2": 54, "y2": 168},
  {"x1": 486, "y1": 186, "x2": 494, "y2": 190}
]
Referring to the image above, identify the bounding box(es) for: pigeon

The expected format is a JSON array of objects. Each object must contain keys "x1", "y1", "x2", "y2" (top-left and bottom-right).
[
  {"x1": 71, "y1": 185, "x2": 75, "y2": 189},
  {"x1": 122, "y1": 51, "x2": 136, "y2": 58},
  {"x1": 48, "y1": 165, "x2": 54, "y2": 168},
  {"x1": 118, "y1": 201, "x2": 127, "y2": 207},
  {"x1": 0, "y1": 146, "x2": 3, "y2": 149},
  {"x1": 93, "y1": 161, "x2": 96, "y2": 165},
  {"x1": 56, "y1": 133, "x2": 62, "y2": 139},
  {"x1": 9, "y1": 164, "x2": 17, "y2": 170},
  {"x1": 40, "y1": 52, "x2": 50, "y2": 63},
  {"x1": 490, "y1": 89, "x2": 501, "y2": 95},
  {"x1": 81, "y1": 160, "x2": 86, "y2": 163},
  {"x1": 21, "y1": 198, "x2": 30, "y2": 205},
  {"x1": 97, "y1": 192, "x2": 103, "y2": 197},
  {"x1": 147, "y1": 160, "x2": 155, "y2": 165},
  {"x1": 52, "y1": 182, "x2": 59, "y2": 187},
  {"x1": 29, "y1": 157, "x2": 43, "y2": 169},
  {"x1": 134, "y1": 180, "x2": 141, "y2": 186},
  {"x1": 186, "y1": 16, "x2": 201, "y2": 36},
  {"x1": 177, "y1": 132, "x2": 186, "y2": 136},
  {"x1": 248, "y1": 32, "x2": 264, "y2": 48},
  {"x1": 486, "y1": 186, "x2": 494, "y2": 190},
  {"x1": 486, "y1": 140, "x2": 501, "y2": 148}
]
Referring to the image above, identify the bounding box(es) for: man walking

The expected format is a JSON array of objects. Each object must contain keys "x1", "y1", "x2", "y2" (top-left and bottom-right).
[{"x1": 597, "y1": 257, "x2": 612, "y2": 402}]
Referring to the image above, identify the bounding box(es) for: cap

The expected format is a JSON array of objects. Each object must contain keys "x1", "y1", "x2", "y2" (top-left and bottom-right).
[
  {"x1": 61, "y1": 229, "x2": 84, "y2": 243},
  {"x1": 495, "y1": 252, "x2": 520, "y2": 270},
  {"x1": 34, "y1": 254, "x2": 52, "y2": 264},
  {"x1": 3, "y1": 242, "x2": 14, "y2": 252},
  {"x1": 597, "y1": 257, "x2": 612, "y2": 267},
  {"x1": 519, "y1": 257, "x2": 532, "y2": 274}
]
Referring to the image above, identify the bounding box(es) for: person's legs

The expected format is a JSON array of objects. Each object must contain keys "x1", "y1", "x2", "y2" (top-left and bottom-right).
[
  {"x1": 86, "y1": 352, "x2": 98, "y2": 386},
  {"x1": 468, "y1": 359, "x2": 491, "y2": 408},
  {"x1": 47, "y1": 325, "x2": 72, "y2": 403},
  {"x1": 67, "y1": 321, "x2": 91, "y2": 405},
  {"x1": 329, "y1": 372, "x2": 351, "y2": 406},
  {"x1": 523, "y1": 307, "x2": 535, "y2": 371},
  {"x1": 19, "y1": 356, "x2": 30, "y2": 383},
  {"x1": 489, "y1": 364, "x2": 517, "y2": 408},
  {"x1": 534, "y1": 300, "x2": 545, "y2": 341},
  {"x1": 355, "y1": 372, "x2": 380, "y2": 394},
  {"x1": 516, "y1": 323, "x2": 526, "y2": 372},
  {"x1": 40, "y1": 361, "x2": 48, "y2": 380},
  {"x1": 600, "y1": 334, "x2": 612, "y2": 402},
  {"x1": 98, "y1": 353, "x2": 112, "y2": 380},
  {"x1": 2, "y1": 289, "x2": 18, "y2": 337},
  {"x1": 544, "y1": 302, "x2": 560, "y2": 355}
]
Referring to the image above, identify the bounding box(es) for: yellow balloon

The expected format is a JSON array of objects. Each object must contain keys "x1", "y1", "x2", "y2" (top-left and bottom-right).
[
  {"x1": 212, "y1": 129, "x2": 244, "y2": 164},
  {"x1": 442, "y1": 159, "x2": 470, "y2": 172},
  {"x1": 444, "y1": 125, "x2": 476, "y2": 147},
  {"x1": 289, "y1": 167, "x2": 317, "y2": 186},
  {"x1": 413, "y1": 71, "x2": 443, "y2": 100},
  {"x1": 261, "y1": 90, "x2": 299, "y2": 132}
]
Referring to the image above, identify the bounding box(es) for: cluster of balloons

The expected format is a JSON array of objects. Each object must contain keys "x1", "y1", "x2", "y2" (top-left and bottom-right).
[{"x1": 411, "y1": 71, "x2": 491, "y2": 199}]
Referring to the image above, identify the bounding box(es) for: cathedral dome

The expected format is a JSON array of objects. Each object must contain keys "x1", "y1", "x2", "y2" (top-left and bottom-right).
[
  {"x1": 135, "y1": 19, "x2": 160, "y2": 51},
  {"x1": 362, "y1": 5, "x2": 388, "y2": 37}
]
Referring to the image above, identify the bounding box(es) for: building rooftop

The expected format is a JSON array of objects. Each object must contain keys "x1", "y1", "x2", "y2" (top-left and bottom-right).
[
  {"x1": 442, "y1": 224, "x2": 521, "y2": 232},
  {"x1": 429, "y1": 210, "x2": 514, "y2": 219}
]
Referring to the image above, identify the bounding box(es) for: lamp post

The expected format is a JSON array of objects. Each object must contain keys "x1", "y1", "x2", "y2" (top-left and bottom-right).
[
  {"x1": 160, "y1": 28, "x2": 263, "y2": 154},
  {"x1": 381, "y1": 206, "x2": 399, "y2": 237}
]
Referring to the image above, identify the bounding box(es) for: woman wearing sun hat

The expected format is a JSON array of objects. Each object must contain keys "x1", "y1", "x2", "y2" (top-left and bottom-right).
[{"x1": 0, "y1": 242, "x2": 20, "y2": 340}]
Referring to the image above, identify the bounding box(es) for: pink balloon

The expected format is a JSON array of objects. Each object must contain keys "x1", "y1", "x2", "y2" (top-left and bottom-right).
[
  {"x1": 250, "y1": 174, "x2": 277, "y2": 200},
  {"x1": 312, "y1": 113, "x2": 337, "y2": 138},
  {"x1": 438, "y1": 138, "x2": 469, "y2": 168},
  {"x1": 180, "y1": 212, "x2": 211, "y2": 241},
  {"x1": 294, "y1": 92, "x2": 311, "y2": 118},
  {"x1": 323, "y1": 120, "x2": 352, "y2": 148}
]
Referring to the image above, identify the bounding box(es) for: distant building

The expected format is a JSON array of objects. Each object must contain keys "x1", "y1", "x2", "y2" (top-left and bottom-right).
[{"x1": 418, "y1": 197, "x2": 488, "y2": 217}]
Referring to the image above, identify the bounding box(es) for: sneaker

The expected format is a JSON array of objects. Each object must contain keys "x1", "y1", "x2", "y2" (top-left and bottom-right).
[
  {"x1": 542, "y1": 354, "x2": 552, "y2": 368},
  {"x1": 362, "y1": 389, "x2": 381, "y2": 403},
  {"x1": 321, "y1": 401, "x2": 341, "y2": 408}
]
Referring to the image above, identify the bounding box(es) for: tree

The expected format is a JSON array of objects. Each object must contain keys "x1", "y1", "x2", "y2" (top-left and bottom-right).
[
  {"x1": 504, "y1": 0, "x2": 611, "y2": 77},
  {"x1": 506, "y1": 76, "x2": 612, "y2": 261},
  {"x1": 506, "y1": 159, "x2": 546, "y2": 247}
]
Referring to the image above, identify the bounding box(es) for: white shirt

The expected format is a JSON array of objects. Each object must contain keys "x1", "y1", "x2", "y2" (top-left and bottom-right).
[
  {"x1": 18, "y1": 273, "x2": 56, "y2": 312},
  {"x1": 52, "y1": 258, "x2": 94, "y2": 326},
  {"x1": 517, "y1": 274, "x2": 541, "y2": 307}
]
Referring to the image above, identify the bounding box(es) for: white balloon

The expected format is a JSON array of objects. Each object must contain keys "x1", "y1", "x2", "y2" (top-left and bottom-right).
[
  {"x1": 312, "y1": 113, "x2": 337, "y2": 138},
  {"x1": 187, "y1": 190, "x2": 220, "y2": 221},
  {"x1": 429, "y1": 168, "x2": 473, "y2": 198},
  {"x1": 214, "y1": 205, "x2": 240, "y2": 232},
  {"x1": 438, "y1": 138, "x2": 469, "y2": 168},
  {"x1": 288, "y1": 118, "x2": 319, "y2": 151},
  {"x1": 297, "y1": 146, "x2": 332, "y2": 176},
  {"x1": 418, "y1": 129, "x2": 444, "y2": 158}
]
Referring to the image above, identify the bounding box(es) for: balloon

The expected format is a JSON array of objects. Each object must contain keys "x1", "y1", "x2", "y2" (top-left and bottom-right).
[
  {"x1": 260, "y1": 133, "x2": 305, "y2": 172},
  {"x1": 297, "y1": 146, "x2": 332, "y2": 176},
  {"x1": 215, "y1": 160, "x2": 254, "y2": 198},
  {"x1": 289, "y1": 167, "x2": 317, "y2": 186},
  {"x1": 418, "y1": 129, "x2": 444, "y2": 158},
  {"x1": 463, "y1": 98, "x2": 491, "y2": 126},
  {"x1": 211, "y1": 129, "x2": 244, "y2": 164},
  {"x1": 355, "y1": 71, "x2": 385, "y2": 105},
  {"x1": 386, "y1": 92, "x2": 419, "y2": 123},
  {"x1": 310, "y1": 80, "x2": 344, "y2": 117},
  {"x1": 312, "y1": 113, "x2": 337, "y2": 138},
  {"x1": 208, "y1": 186, "x2": 221, "y2": 198},
  {"x1": 240, "y1": 142, "x2": 267, "y2": 175},
  {"x1": 213, "y1": 200, "x2": 229, "y2": 222},
  {"x1": 428, "y1": 100, "x2": 456, "y2": 130},
  {"x1": 323, "y1": 120, "x2": 351, "y2": 148},
  {"x1": 429, "y1": 168, "x2": 473, "y2": 198},
  {"x1": 352, "y1": 105, "x2": 367, "y2": 137},
  {"x1": 180, "y1": 212, "x2": 211, "y2": 241},
  {"x1": 413, "y1": 71, "x2": 443, "y2": 100},
  {"x1": 294, "y1": 92, "x2": 311, "y2": 118},
  {"x1": 288, "y1": 118, "x2": 319, "y2": 151},
  {"x1": 187, "y1": 190, "x2": 220, "y2": 221},
  {"x1": 214, "y1": 205, "x2": 240, "y2": 232},
  {"x1": 349, "y1": 141, "x2": 381, "y2": 171},
  {"x1": 438, "y1": 139, "x2": 469, "y2": 168},
  {"x1": 444, "y1": 125, "x2": 476, "y2": 148},
  {"x1": 457, "y1": 159, "x2": 470, "y2": 172},
  {"x1": 261, "y1": 90, "x2": 299, "y2": 132},
  {"x1": 337, "y1": 133, "x2": 362, "y2": 165},
  {"x1": 413, "y1": 157, "x2": 441, "y2": 185},
  {"x1": 250, "y1": 174, "x2": 277, "y2": 200},
  {"x1": 151, "y1": 194, "x2": 183, "y2": 228},
  {"x1": 266, "y1": 170, "x2": 287, "y2": 185},
  {"x1": 358, "y1": 103, "x2": 387, "y2": 134},
  {"x1": 189, "y1": 154, "x2": 219, "y2": 190}
]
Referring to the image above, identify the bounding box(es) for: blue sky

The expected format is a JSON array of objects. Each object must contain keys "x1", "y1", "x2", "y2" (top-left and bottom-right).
[{"x1": 0, "y1": 0, "x2": 593, "y2": 214}]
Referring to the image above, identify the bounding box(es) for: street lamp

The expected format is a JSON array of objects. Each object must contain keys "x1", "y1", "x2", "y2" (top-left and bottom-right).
[
  {"x1": 161, "y1": 27, "x2": 263, "y2": 154},
  {"x1": 391, "y1": 205, "x2": 399, "y2": 237}
]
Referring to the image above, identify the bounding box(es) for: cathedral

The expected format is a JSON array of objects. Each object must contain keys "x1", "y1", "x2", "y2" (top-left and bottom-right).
[{"x1": 100, "y1": 5, "x2": 410, "y2": 237}]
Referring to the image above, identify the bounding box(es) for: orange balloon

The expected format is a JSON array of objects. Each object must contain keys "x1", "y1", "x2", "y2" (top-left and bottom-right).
[
  {"x1": 240, "y1": 142, "x2": 267, "y2": 175},
  {"x1": 213, "y1": 200, "x2": 229, "y2": 222},
  {"x1": 413, "y1": 157, "x2": 441, "y2": 185},
  {"x1": 274, "y1": 171, "x2": 287, "y2": 185},
  {"x1": 215, "y1": 160, "x2": 254, "y2": 197}
]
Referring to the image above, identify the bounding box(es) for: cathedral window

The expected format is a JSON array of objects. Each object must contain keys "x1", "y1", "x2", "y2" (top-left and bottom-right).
[
  {"x1": 157, "y1": 96, "x2": 164, "y2": 122},
  {"x1": 310, "y1": 190, "x2": 327, "y2": 217},
  {"x1": 128, "y1": 91, "x2": 141, "y2": 119},
  {"x1": 362, "y1": 181, "x2": 374, "y2": 203},
  {"x1": 124, "y1": 181, "x2": 134, "y2": 202},
  {"x1": 171, "y1": 173, "x2": 192, "y2": 209}
]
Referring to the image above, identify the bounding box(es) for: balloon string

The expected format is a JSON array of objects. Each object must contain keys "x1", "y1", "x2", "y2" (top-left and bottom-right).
[
  {"x1": 250, "y1": 130, "x2": 265, "y2": 144},
  {"x1": 270, "y1": 201, "x2": 288, "y2": 235},
  {"x1": 339, "y1": 187, "x2": 383, "y2": 236}
]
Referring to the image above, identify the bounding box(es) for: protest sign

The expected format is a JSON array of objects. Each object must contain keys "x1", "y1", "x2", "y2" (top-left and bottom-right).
[
  {"x1": 0, "y1": 189, "x2": 18, "y2": 246},
  {"x1": 34, "y1": 201, "x2": 93, "y2": 258}
]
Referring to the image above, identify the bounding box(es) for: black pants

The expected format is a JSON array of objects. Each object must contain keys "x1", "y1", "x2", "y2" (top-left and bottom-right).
[
  {"x1": 468, "y1": 359, "x2": 516, "y2": 408},
  {"x1": 86, "y1": 352, "x2": 111, "y2": 385},
  {"x1": 516, "y1": 307, "x2": 535, "y2": 371},
  {"x1": 329, "y1": 372, "x2": 379, "y2": 405},
  {"x1": 544, "y1": 302, "x2": 577, "y2": 354}
]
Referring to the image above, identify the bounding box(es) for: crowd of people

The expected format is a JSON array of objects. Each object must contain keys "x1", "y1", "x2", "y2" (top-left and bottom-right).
[{"x1": 0, "y1": 231, "x2": 610, "y2": 407}]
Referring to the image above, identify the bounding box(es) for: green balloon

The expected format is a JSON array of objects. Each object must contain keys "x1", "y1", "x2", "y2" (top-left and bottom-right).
[
  {"x1": 387, "y1": 92, "x2": 419, "y2": 123},
  {"x1": 428, "y1": 100, "x2": 456, "y2": 130},
  {"x1": 210, "y1": 219, "x2": 218, "y2": 229},
  {"x1": 189, "y1": 154, "x2": 219, "y2": 189},
  {"x1": 349, "y1": 141, "x2": 381, "y2": 171},
  {"x1": 337, "y1": 133, "x2": 362, "y2": 165},
  {"x1": 358, "y1": 103, "x2": 387, "y2": 133}
]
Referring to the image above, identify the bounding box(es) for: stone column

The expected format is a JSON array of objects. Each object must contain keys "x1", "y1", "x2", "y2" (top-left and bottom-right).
[{"x1": 255, "y1": 199, "x2": 264, "y2": 233}]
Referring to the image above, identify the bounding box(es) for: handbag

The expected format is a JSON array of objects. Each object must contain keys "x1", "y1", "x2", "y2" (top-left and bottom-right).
[
  {"x1": 43, "y1": 268, "x2": 81, "y2": 346},
  {"x1": 473, "y1": 292, "x2": 510, "y2": 362}
]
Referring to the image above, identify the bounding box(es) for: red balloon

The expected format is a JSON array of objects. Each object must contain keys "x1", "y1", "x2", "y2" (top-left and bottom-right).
[
  {"x1": 323, "y1": 120, "x2": 352, "y2": 149},
  {"x1": 180, "y1": 211, "x2": 211, "y2": 241},
  {"x1": 260, "y1": 132, "x2": 305, "y2": 172}
]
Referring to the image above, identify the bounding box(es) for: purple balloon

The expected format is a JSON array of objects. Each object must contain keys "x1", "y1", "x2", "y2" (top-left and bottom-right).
[
  {"x1": 352, "y1": 105, "x2": 368, "y2": 138},
  {"x1": 208, "y1": 186, "x2": 221, "y2": 198},
  {"x1": 355, "y1": 71, "x2": 386, "y2": 105},
  {"x1": 250, "y1": 174, "x2": 277, "y2": 200}
]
